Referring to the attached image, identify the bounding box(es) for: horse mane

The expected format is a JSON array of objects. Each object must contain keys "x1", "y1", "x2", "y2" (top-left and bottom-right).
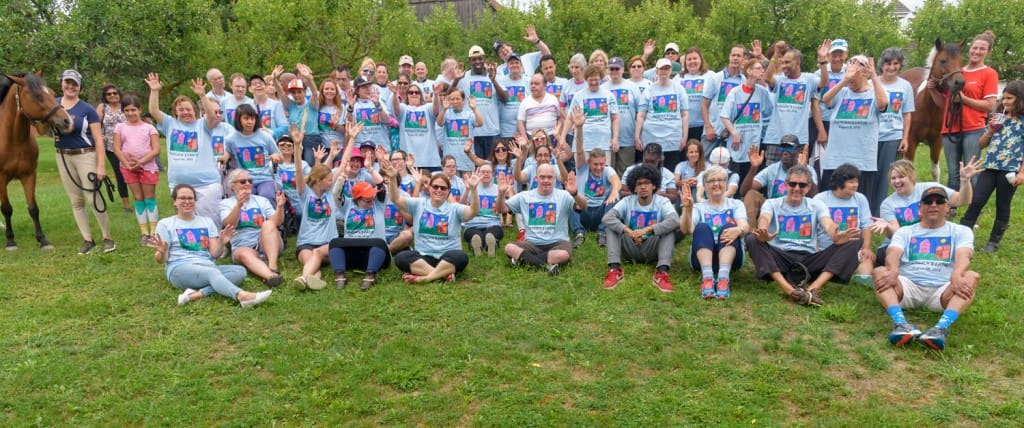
[{"x1": 924, "y1": 46, "x2": 937, "y2": 68}]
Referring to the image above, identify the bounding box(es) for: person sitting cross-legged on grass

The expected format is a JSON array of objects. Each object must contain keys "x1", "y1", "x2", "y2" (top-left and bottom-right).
[
  {"x1": 219, "y1": 169, "x2": 288, "y2": 289},
  {"x1": 680, "y1": 165, "x2": 749, "y2": 300},
  {"x1": 601, "y1": 164, "x2": 679, "y2": 292},
  {"x1": 497, "y1": 163, "x2": 587, "y2": 276},
  {"x1": 147, "y1": 184, "x2": 272, "y2": 308},
  {"x1": 744, "y1": 164, "x2": 860, "y2": 306},
  {"x1": 872, "y1": 186, "x2": 979, "y2": 351},
  {"x1": 327, "y1": 181, "x2": 392, "y2": 291}
]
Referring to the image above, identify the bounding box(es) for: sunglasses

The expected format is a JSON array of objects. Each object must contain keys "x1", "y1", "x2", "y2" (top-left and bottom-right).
[
  {"x1": 921, "y1": 197, "x2": 948, "y2": 206},
  {"x1": 407, "y1": 91, "x2": 422, "y2": 95},
  {"x1": 278, "y1": 142, "x2": 294, "y2": 147},
  {"x1": 630, "y1": 64, "x2": 644, "y2": 68},
  {"x1": 532, "y1": 137, "x2": 548, "y2": 143},
  {"x1": 105, "y1": 92, "x2": 119, "y2": 96},
  {"x1": 214, "y1": 110, "x2": 223, "y2": 114},
  {"x1": 786, "y1": 181, "x2": 810, "y2": 189},
  {"x1": 234, "y1": 178, "x2": 253, "y2": 184},
  {"x1": 430, "y1": 184, "x2": 449, "y2": 192},
  {"x1": 780, "y1": 145, "x2": 798, "y2": 153},
  {"x1": 398, "y1": 82, "x2": 409, "y2": 85},
  {"x1": 494, "y1": 147, "x2": 508, "y2": 153}
]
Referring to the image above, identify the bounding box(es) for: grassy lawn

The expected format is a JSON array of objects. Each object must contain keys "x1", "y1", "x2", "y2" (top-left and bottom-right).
[{"x1": 1, "y1": 140, "x2": 1022, "y2": 426}]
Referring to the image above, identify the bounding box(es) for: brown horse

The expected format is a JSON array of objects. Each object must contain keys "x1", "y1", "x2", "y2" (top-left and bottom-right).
[
  {"x1": 0, "y1": 73, "x2": 72, "y2": 250},
  {"x1": 899, "y1": 38, "x2": 966, "y2": 181}
]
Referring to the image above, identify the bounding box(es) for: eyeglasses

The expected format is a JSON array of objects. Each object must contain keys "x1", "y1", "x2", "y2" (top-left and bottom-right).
[
  {"x1": 234, "y1": 178, "x2": 253, "y2": 184},
  {"x1": 921, "y1": 197, "x2": 948, "y2": 206},
  {"x1": 407, "y1": 91, "x2": 422, "y2": 95},
  {"x1": 430, "y1": 184, "x2": 449, "y2": 192},
  {"x1": 176, "y1": 197, "x2": 196, "y2": 201},
  {"x1": 532, "y1": 137, "x2": 548, "y2": 143},
  {"x1": 105, "y1": 92, "x2": 118, "y2": 96},
  {"x1": 398, "y1": 82, "x2": 409, "y2": 85},
  {"x1": 494, "y1": 147, "x2": 508, "y2": 153},
  {"x1": 391, "y1": 157, "x2": 404, "y2": 162},
  {"x1": 786, "y1": 181, "x2": 810, "y2": 189}
]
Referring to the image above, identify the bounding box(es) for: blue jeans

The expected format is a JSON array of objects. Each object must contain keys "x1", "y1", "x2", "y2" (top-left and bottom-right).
[
  {"x1": 167, "y1": 263, "x2": 247, "y2": 301},
  {"x1": 580, "y1": 204, "x2": 608, "y2": 232},
  {"x1": 474, "y1": 135, "x2": 497, "y2": 160},
  {"x1": 688, "y1": 222, "x2": 744, "y2": 271}
]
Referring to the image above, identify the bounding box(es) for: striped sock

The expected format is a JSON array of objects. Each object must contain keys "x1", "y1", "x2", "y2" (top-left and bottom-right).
[{"x1": 134, "y1": 200, "x2": 147, "y2": 233}]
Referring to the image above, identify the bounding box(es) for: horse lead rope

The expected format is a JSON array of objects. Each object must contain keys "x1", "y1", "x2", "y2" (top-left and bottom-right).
[{"x1": 945, "y1": 91, "x2": 965, "y2": 145}]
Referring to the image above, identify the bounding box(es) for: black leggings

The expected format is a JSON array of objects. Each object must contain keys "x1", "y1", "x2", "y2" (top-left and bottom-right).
[
  {"x1": 962, "y1": 169, "x2": 1017, "y2": 226},
  {"x1": 105, "y1": 150, "x2": 129, "y2": 199}
]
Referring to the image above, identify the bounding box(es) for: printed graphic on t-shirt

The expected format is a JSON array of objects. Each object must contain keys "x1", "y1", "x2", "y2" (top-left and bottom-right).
[
  {"x1": 735, "y1": 102, "x2": 762, "y2": 125},
  {"x1": 238, "y1": 207, "x2": 265, "y2": 229},
  {"x1": 629, "y1": 210, "x2": 658, "y2": 230},
  {"x1": 169, "y1": 129, "x2": 199, "y2": 153},
  {"x1": 611, "y1": 89, "x2": 630, "y2": 106},
  {"x1": 384, "y1": 203, "x2": 404, "y2": 227},
  {"x1": 306, "y1": 195, "x2": 331, "y2": 219},
  {"x1": 716, "y1": 81, "x2": 739, "y2": 103},
  {"x1": 682, "y1": 79, "x2": 705, "y2": 94},
  {"x1": 212, "y1": 136, "x2": 225, "y2": 156},
  {"x1": 445, "y1": 118, "x2": 471, "y2": 138},
  {"x1": 418, "y1": 211, "x2": 450, "y2": 236},
  {"x1": 584, "y1": 175, "x2": 605, "y2": 199},
  {"x1": 826, "y1": 78, "x2": 841, "y2": 92},
  {"x1": 703, "y1": 209, "x2": 736, "y2": 235},
  {"x1": 405, "y1": 111, "x2": 428, "y2": 129},
  {"x1": 545, "y1": 84, "x2": 563, "y2": 100},
  {"x1": 235, "y1": 146, "x2": 267, "y2": 170},
  {"x1": 507, "y1": 86, "x2": 526, "y2": 103},
  {"x1": 225, "y1": 109, "x2": 237, "y2": 126},
  {"x1": 835, "y1": 98, "x2": 873, "y2": 120},
  {"x1": 260, "y1": 109, "x2": 273, "y2": 127},
  {"x1": 771, "y1": 179, "x2": 788, "y2": 198},
  {"x1": 470, "y1": 81, "x2": 494, "y2": 99},
  {"x1": 777, "y1": 214, "x2": 813, "y2": 240},
  {"x1": 318, "y1": 112, "x2": 332, "y2": 126},
  {"x1": 478, "y1": 195, "x2": 496, "y2": 217},
  {"x1": 528, "y1": 202, "x2": 558, "y2": 226},
  {"x1": 651, "y1": 94, "x2": 679, "y2": 114},
  {"x1": 778, "y1": 82, "x2": 807, "y2": 105},
  {"x1": 584, "y1": 98, "x2": 610, "y2": 117},
  {"x1": 175, "y1": 228, "x2": 210, "y2": 252},
  {"x1": 279, "y1": 169, "x2": 296, "y2": 190},
  {"x1": 356, "y1": 107, "x2": 381, "y2": 126},
  {"x1": 888, "y1": 91, "x2": 904, "y2": 113},
  {"x1": 895, "y1": 202, "x2": 920, "y2": 227},
  {"x1": 908, "y1": 236, "x2": 953, "y2": 262},
  {"x1": 346, "y1": 207, "x2": 375, "y2": 232},
  {"x1": 829, "y1": 207, "x2": 859, "y2": 231}
]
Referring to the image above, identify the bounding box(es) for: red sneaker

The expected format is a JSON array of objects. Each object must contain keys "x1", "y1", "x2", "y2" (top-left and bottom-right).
[
  {"x1": 701, "y1": 278, "x2": 716, "y2": 299},
  {"x1": 652, "y1": 271, "x2": 674, "y2": 293},
  {"x1": 517, "y1": 229, "x2": 525, "y2": 242},
  {"x1": 603, "y1": 268, "x2": 624, "y2": 289}
]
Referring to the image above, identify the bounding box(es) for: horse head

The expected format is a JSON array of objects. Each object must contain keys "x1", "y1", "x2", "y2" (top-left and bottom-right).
[
  {"x1": 5, "y1": 73, "x2": 72, "y2": 135},
  {"x1": 929, "y1": 38, "x2": 966, "y2": 93}
]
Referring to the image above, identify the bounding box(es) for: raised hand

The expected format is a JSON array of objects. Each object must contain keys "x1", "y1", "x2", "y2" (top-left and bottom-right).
[
  {"x1": 346, "y1": 120, "x2": 364, "y2": 137},
  {"x1": 524, "y1": 24, "x2": 540, "y2": 44},
  {"x1": 271, "y1": 65, "x2": 284, "y2": 81},
  {"x1": 565, "y1": 171, "x2": 578, "y2": 194},
  {"x1": 378, "y1": 156, "x2": 397, "y2": 177},
  {"x1": 189, "y1": 78, "x2": 206, "y2": 96},
  {"x1": 497, "y1": 172, "x2": 512, "y2": 194},
  {"x1": 468, "y1": 96, "x2": 478, "y2": 110},
  {"x1": 296, "y1": 63, "x2": 313, "y2": 78},
  {"x1": 643, "y1": 39, "x2": 656, "y2": 57},
  {"x1": 570, "y1": 105, "x2": 585, "y2": 128},
  {"x1": 487, "y1": 62, "x2": 497, "y2": 80},
  {"x1": 959, "y1": 156, "x2": 985, "y2": 179},
  {"x1": 680, "y1": 183, "x2": 694, "y2": 207},
  {"x1": 289, "y1": 124, "x2": 304, "y2": 150},
  {"x1": 798, "y1": 144, "x2": 809, "y2": 165},
  {"x1": 748, "y1": 144, "x2": 764, "y2": 167},
  {"x1": 313, "y1": 144, "x2": 328, "y2": 161},
  {"x1": 817, "y1": 39, "x2": 832, "y2": 60},
  {"x1": 751, "y1": 40, "x2": 763, "y2": 58},
  {"x1": 144, "y1": 73, "x2": 162, "y2": 91},
  {"x1": 145, "y1": 233, "x2": 169, "y2": 253},
  {"x1": 465, "y1": 167, "x2": 482, "y2": 188},
  {"x1": 276, "y1": 191, "x2": 288, "y2": 207}
]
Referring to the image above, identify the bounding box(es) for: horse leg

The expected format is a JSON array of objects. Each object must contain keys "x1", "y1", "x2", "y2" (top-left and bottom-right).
[
  {"x1": 929, "y1": 136, "x2": 942, "y2": 182},
  {"x1": 20, "y1": 173, "x2": 53, "y2": 249},
  {"x1": 0, "y1": 180, "x2": 16, "y2": 250}
]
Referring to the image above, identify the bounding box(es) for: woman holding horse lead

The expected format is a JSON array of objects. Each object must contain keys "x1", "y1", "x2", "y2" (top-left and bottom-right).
[
  {"x1": 96, "y1": 83, "x2": 132, "y2": 213},
  {"x1": 940, "y1": 30, "x2": 1000, "y2": 196},
  {"x1": 56, "y1": 69, "x2": 116, "y2": 255},
  {"x1": 875, "y1": 47, "x2": 916, "y2": 216}
]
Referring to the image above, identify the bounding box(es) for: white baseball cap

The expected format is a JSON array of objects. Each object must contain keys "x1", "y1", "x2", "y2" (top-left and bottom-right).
[
  {"x1": 709, "y1": 147, "x2": 731, "y2": 165},
  {"x1": 655, "y1": 58, "x2": 672, "y2": 69},
  {"x1": 664, "y1": 43, "x2": 680, "y2": 53}
]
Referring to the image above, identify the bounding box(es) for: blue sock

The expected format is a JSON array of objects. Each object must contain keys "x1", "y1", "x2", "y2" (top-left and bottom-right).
[
  {"x1": 701, "y1": 266, "x2": 714, "y2": 280},
  {"x1": 887, "y1": 306, "x2": 908, "y2": 324},
  {"x1": 936, "y1": 309, "x2": 960, "y2": 329},
  {"x1": 717, "y1": 265, "x2": 731, "y2": 281}
]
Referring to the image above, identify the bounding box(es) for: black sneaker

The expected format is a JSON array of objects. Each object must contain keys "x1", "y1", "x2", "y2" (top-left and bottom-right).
[
  {"x1": 101, "y1": 238, "x2": 117, "y2": 253},
  {"x1": 546, "y1": 263, "x2": 561, "y2": 276},
  {"x1": 78, "y1": 240, "x2": 96, "y2": 255}
]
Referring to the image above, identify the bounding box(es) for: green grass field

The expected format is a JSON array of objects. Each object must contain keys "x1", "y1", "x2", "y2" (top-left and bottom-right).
[{"x1": 1, "y1": 140, "x2": 1022, "y2": 426}]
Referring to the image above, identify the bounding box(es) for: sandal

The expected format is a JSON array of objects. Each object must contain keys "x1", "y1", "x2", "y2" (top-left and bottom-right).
[
  {"x1": 263, "y1": 274, "x2": 284, "y2": 289},
  {"x1": 789, "y1": 288, "x2": 812, "y2": 305},
  {"x1": 360, "y1": 274, "x2": 377, "y2": 291},
  {"x1": 335, "y1": 275, "x2": 347, "y2": 290}
]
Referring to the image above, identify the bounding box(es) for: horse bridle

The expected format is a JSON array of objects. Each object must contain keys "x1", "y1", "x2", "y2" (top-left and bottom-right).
[
  {"x1": 931, "y1": 70, "x2": 964, "y2": 91},
  {"x1": 14, "y1": 84, "x2": 65, "y2": 130}
]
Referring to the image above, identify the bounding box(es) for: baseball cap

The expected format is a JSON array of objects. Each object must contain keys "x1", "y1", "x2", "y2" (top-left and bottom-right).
[
  {"x1": 351, "y1": 181, "x2": 377, "y2": 200},
  {"x1": 399, "y1": 55, "x2": 414, "y2": 67},
  {"x1": 352, "y1": 75, "x2": 373, "y2": 88},
  {"x1": 286, "y1": 79, "x2": 305, "y2": 90},
  {"x1": 608, "y1": 57, "x2": 624, "y2": 69},
  {"x1": 920, "y1": 186, "x2": 949, "y2": 203},
  {"x1": 709, "y1": 147, "x2": 731, "y2": 165},
  {"x1": 830, "y1": 39, "x2": 849, "y2": 53},
  {"x1": 780, "y1": 134, "x2": 800, "y2": 147},
  {"x1": 468, "y1": 45, "x2": 485, "y2": 57},
  {"x1": 507, "y1": 52, "x2": 521, "y2": 62},
  {"x1": 359, "y1": 142, "x2": 376, "y2": 151},
  {"x1": 655, "y1": 58, "x2": 672, "y2": 69},
  {"x1": 61, "y1": 69, "x2": 82, "y2": 86},
  {"x1": 671, "y1": 62, "x2": 682, "y2": 75},
  {"x1": 248, "y1": 74, "x2": 266, "y2": 84},
  {"x1": 664, "y1": 42, "x2": 680, "y2": 53}
]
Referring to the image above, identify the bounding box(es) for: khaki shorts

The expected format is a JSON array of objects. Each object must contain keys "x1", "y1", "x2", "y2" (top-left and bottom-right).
[{"x1": 898, "y1": 276, "x2": 948, "y2": 312}]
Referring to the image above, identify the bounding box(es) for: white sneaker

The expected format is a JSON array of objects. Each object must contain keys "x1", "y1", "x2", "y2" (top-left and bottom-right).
[
  {"x1": 240, "y1": 290, "x2": 272, "y2": 309},
  {"x1": 177, "y1": 288, "x2": 196, "y2": 306}
]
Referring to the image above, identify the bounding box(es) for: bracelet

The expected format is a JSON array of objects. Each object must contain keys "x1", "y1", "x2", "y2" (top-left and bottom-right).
[{"x1": 818, "y1": 61, "x2": 828, "y2": 65}]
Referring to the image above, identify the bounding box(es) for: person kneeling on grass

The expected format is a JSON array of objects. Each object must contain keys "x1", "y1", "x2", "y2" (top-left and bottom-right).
[
  {"x1": 497, "y1": 163, "x2": 587, "y2": 276},
  {"x1": 328, "y1": 181, "x2": 392, "y2": 291},
  {"x1": 601, "y1": 164, "x2": 679, "y2": 292},
  {"x1": 463, "y1": 162, "x2": 505, "y2": 256},
  {"x1": 680, "y1": 166, "x2": 750, "y2": 300},
  {"x1": 872, "y1": 187, "x2": 979, "y2": 351},
  {"x1": 147, "y1": 184, "x2": 272, "y2": 308},
  {"x1": 382, "y1": 160, "x2": 481, "y2": 283},
  {"x1": 220, "y1": 169, "x2": 287, "y2": 288},
  {"x1": 744, "y1": 165, "x2": 860, "y2": 306}
]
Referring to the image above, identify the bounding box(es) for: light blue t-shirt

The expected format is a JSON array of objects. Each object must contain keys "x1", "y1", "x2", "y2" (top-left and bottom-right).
[
  {"x1": 814, "y1": 67, "x2": 846, "y2": 122},
  {"x1": 824, "y1": 86, "x2": 881, "y2": 171},
  {"x1": 158, "y1": 113, "x2": 220, "y2": 189},
  {"x1": 753, "y1": 162, "x2": 818, "y2": 199},
  {"x1": 760, "y1": 196, "x2": 830, "y2": 253},
  {"x1": 296, "y1": 187, "x2": 339, "y2": 247},
  {"x1": 680, "y1": 72, "x2": 714, "y2": 127},
  {"x1": 577, "y1": 164, "x2": 617, "y2": 207},
  {"x1": 570, "y1": 87, "x2": 619, "y2": 152},
  {"x1": 351, "y1": 99, "x2": 390, "y2": 148},
  {"x1": 220, "y1": 96, "x2": 255, "y2": 127},
  {"x1": 440, "y1": 108, "x2": 477, "y2": 171},
  {"x1": 610, "y1": 194, "x2": 676, "y2": 239},
  {"x1": 219, "y1": 194, "x2": 276, "y2": 249},
  {"x1": 286, "y1": 101, "x2": 320, "y2": 135},
  {"x1": 891, "y1": 222, "x2": 973, "y2": 287},
  {"x1": 155, "y1": 215, "x2": 220, "y2": 274},
  {"x1": 226, "y1": 131, "x2": 279, "y2": 184},
  {"x1": 763, "y1": 73, "x2": 819, "y2": 146},
  {"x1": 457, "y1": 74, "x2": 501, "y2": 137},
  {"x1": 624, "y1": 164, "x2": 677, "y2": 193},
  {"x1": 497, "y1": 75, "x2": 529, "y2": 138},
  {"x1": 720, "y1": 84, "x2": 774, "y2": 162},
  {"x1": 878, "y1": 78, "x2": 916, "y2": 142},
  {"x1": 333, "y1": 169, "x2": 376, "y2": 200},
  {"x1": 605, "y1": 80, "x2": 646, "y2": 151},
  {"x1": 559, "y1": 79, "x2": 588, "y2": 113},
  {"x1": 210, "y1": 122, "x2": 234, "y2": 160},
  {"x1": 255, "y1": 99, "x2": 287, "y2": 133},
  {"x1": 497, "y1": 51, "x2": 542, "y2": 77},
  {"x1": 691, "y1": 197, "x2": 747, "y2": 244},
  {"x1": 702, "y1": 68, "x2": 744, "y2": 137},
  {"x1": 407, "y1": 197, "x2": 468, "y2": 257},
  {"x1": 812, "y1": 190, "x2": 871, "y2": 249},
  {"x1": 544, "y1": 77, "x2": 570, "y2": 107},
  {"x1": 880, "y1": 182, "x2": 954, "y2": 227},
  {"x1": 276, "y1": 161, "x2": 311, "y2": 212},
  {"x1": 641, "y1": 82, "x2": 689, "y2": 152},
  {"x1": 397, "y1": 102, "x2": 441, "y2": 168},
  {"x1": 464, "y1": 183, "x2": 501, "y2": 229},
  {"x1": 505, "y1": 189, "x2": 576, "y2": 245},
  {"x1": 339, "y1": 197, "x2": 387, "y2": 240}
]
